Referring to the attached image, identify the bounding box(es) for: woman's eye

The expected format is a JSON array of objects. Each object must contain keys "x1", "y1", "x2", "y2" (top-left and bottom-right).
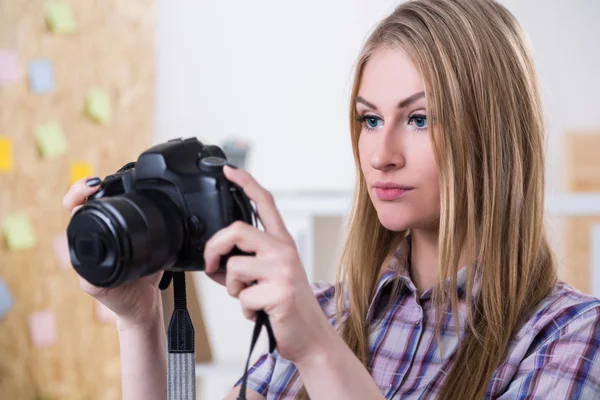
[
  {"x1": 358, "y1": 115, "x2": 383, "y2": 131},
  {"x1": 366, "y1": 117, "x2": 380, "y2": 129},
  {"x1": 408, "y1": 114, "x2": 427, "y2": 130}
]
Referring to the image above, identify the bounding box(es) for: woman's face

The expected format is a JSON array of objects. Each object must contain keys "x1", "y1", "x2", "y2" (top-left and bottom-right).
[{"x1": 357, "y1": 46, "x2": 440, "y2": 232}]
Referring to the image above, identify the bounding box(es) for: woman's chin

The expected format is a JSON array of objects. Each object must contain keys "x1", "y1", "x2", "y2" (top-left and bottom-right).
[
  {"x1": 375, "y1": 208, "x2": 413, "y2": 232},
  {"x1": 375, "y1": 205, "x2": 439, "y2": 233},
  {"x1": 379, "y1": 219, "x2": 411, "y2": 232}
]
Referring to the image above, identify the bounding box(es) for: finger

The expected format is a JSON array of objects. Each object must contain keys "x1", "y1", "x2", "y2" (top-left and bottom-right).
[
  {"x1": 238, "y1": 283, "x2": 279, "y2": 314},
  {"x1": 62, "y1": 177, "x2": 102, "y2": 211},
  {"x1": 223, "y1": 166, "x2": 292, "y2": 241},
  {"x1": 225, "y1": 258, "x2": 249, "y2": 298},
  {"x1": 71, "y1": 205, "x2": 83, "y2": 216},
  {"x1": 225, "y1": 256, "x2": 272, "y2": 298},
  {"x1": 206, "y1": 271, "x2": 226, "y2": 286},
  {"x1": 63, "y1": 177, "x2": 101, "y2": 209},
  {"x1": 241, "y1": 306, "x2": 257, "y2": 322},
  {"x1": 203, "y1": 221, "x2": 275, "y2": 273}
]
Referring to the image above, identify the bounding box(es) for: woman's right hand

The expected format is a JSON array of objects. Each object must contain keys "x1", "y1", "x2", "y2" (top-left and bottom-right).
[{"x1": 62, "y1": 177, "x2": 164, "y2": 328}]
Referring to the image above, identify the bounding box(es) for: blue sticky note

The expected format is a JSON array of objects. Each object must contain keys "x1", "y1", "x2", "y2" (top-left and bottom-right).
[
  {"x1": 28, "y1": 59, "x2": 55, "y2": 93},
  {"x1": 0, "y1": 279, "x2": 13, "y2": 319}
]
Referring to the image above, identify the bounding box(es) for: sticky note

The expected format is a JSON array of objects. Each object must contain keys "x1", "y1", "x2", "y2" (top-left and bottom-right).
[
  {"x1": 35, "y1": 121, "x2": 67, "y2": 159},
  {"x1": 45, "y1": 0, "x2": 77, "y2": 34},
  {"x1": 28, "y1": 310, "x2": 57, "y2": 348},
  {"x1": 2, "y1": 213, "x2": 36, "y2": 251},
  {"x1": 0, "y1": 50, "x2": 21, "y2": 85},
  {"x1": 95, "y1": 300, "x2": 117, "y2": 324},
  {"x1": 28, "y1": 59, "x2": 55, "y2": 93},
  {"x1": 70, "y1": 162, "x2": 93, "y2": 185},
  {"x1": 84, "y1": 88, "x2": 111, "y2": 125},
  {"x1": 52, "y1": 233, "x2": 71, "y2": 269},
  {"x1": 0, "y1": 279, "x2": 13, "y2": 319},
  {"x1": 0, "y1": 137, "x2": 13, "y2": 172}
]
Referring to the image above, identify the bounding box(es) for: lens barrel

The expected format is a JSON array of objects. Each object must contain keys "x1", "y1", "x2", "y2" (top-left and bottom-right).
[{"x1": 67, "y1": 191, "x2": 184, "y2": 288}]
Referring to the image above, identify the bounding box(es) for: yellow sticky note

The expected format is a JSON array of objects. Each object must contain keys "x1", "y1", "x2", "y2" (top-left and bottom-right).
[
  {"x1": 35, "y1": 121, "x2": 67, "y2": 159},
  {"x1": 0, "y1": 137, "x2": 13, "y2": 172},
  {"x1": 70, "y1": 162, "x2": 93, "y2": 185},
  {"x1": 2, "y1": 213, "x2": 36, "y2": 251},
  {"x1": 84, "y1": 88, "x2": 111, "y2": 125},
  {"x1": 45, "y1": 0, "x2": 77, "y2": 34}
]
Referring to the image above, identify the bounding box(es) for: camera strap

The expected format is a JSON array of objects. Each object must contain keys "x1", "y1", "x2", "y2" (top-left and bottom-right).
[
  {"x1": 237, "y1": 309, "x2": 276, "y2": 399},
  {"x1": 164, "y1": 186, "x2": 277, "y2": 400},
  {"x1": 164, "y1": 273, "x2": 277, "y2": 400},
  {"x1": 166, "y1": 271, "x2": 196, "y2": 400}
]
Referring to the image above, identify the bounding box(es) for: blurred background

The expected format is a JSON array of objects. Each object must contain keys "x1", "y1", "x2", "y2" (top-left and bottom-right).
[{"x1": 0, "y1": 0, "x2": 599, "y2": 398}]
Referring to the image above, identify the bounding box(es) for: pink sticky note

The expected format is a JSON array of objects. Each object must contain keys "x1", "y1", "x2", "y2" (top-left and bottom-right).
[
  {"x1": 52, "y1": 233, "x2": 71, "y2": 270},
  {"x1": 95, "y1": 300, "x2": 117, "y2": 324},
  {"x1": 0, "y1": 50, "x2": 22, "y2": 85},
  {"x1": 28, "y1": 310, "x2": 57, "y2": 348}
]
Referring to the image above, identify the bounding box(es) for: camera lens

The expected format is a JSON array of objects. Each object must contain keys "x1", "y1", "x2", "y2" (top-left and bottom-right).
[{"x1": 67, "y1": 192, "x2": 184, "y2": 288}]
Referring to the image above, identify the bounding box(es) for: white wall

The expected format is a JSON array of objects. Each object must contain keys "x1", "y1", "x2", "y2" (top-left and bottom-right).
[
  {"x1": 155, "y1": 0, "x2": 405, "y2": 192},
  {"x1": 154, "y1": 0, "x2": 600, "y2": 397},
  {"x1": 156, "y1": 0, "x2": 600, "y2": 193},
  {"x1": 499, "y1": 0, "x2": 600, "y2": 193}
]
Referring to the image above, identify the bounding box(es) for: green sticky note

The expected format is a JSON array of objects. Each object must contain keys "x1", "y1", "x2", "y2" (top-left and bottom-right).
[
  {"x1": 45, "y1": 0, "x2": 77, "y2": 34},
  {"x1": 35, "y1": 121, "x2": 68, "y2": 159},
  {"x1": 2, "y1": 214, "x2": 36, "y2": 251},
  {"x1": 84, "y1": 88, "x2": 111, "y2": 125}
]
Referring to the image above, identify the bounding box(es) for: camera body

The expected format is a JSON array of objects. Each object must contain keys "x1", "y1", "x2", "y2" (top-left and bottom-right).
[{"x1": 67, "y1": 137, "x2": 254, "y2": 288}]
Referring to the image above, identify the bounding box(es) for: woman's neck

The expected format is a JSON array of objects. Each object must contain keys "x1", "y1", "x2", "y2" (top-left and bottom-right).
[{"x1": 409, "y1": 228, "x2": 439, "y2": 296}]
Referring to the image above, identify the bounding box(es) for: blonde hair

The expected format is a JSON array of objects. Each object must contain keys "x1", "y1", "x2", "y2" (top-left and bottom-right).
[{"x1": 297, "y1": 0, "x2": 558, "y2": 398}]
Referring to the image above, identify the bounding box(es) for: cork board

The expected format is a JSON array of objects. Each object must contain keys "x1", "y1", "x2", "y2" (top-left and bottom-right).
[
  {"x1": 565, "y1": 132, "x2": 600, "y2": 192},
  {"x1": 0, "y1": 1, "x2": 155, "y2": 398}
]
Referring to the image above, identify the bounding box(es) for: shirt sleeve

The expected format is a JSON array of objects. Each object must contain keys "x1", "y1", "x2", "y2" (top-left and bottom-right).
[
  {"x1": 498, "y1": 302, "x2": 600, "y2": 399},
  {"x1": 234, "y1": 352, "x2": 278, "y2": 396},
  {"x1": 232, "y1": 282, "x2": 336, "y2": 396}
]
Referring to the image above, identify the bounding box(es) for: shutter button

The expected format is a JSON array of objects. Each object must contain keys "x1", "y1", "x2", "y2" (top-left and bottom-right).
[{"x1": 198, "y1": 156, "x2": 227, "y2": 173}]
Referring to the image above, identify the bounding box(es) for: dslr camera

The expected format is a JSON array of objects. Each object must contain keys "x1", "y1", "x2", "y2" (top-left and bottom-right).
[{"x1": 67, "y1": 137, "x2": 254, "y2": 288}]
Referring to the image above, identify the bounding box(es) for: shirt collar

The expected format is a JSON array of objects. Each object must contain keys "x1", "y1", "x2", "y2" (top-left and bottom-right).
[{"x1": 376, "y1": 234, "x2": 473, "y2": 302}]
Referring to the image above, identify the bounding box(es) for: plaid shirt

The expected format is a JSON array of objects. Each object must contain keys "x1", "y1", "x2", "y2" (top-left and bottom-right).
[{"x1": 238, "y1": 239, "x2": 600, "y2": 399}]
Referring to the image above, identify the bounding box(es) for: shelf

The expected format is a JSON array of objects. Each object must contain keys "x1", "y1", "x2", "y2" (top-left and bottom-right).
[
  {"x1": 546, "y1": 193, "x2": 600, "y2": 215},
  {"x1": 272, "y1": 191, "x2": 600, "y2": 216},
  {"x1": 272, "y1": 190, "x2": 353, "y2": 216}
]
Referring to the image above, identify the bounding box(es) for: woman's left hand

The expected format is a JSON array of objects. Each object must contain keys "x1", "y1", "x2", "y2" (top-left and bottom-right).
[{"x1": 204, "y1": 165, "x2": 335, "y2": 364}]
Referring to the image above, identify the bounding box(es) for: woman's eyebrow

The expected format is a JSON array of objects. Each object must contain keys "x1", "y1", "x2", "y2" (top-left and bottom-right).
[
  {"x1": 356, "y1": 96, "x2": 378, "y2": 111},
  {"x1": 356, "y1": 91, "x2": 426, "y2": 111},
  {"x1": 397, "y1": 91, "x2": 425, "y2": 109}
]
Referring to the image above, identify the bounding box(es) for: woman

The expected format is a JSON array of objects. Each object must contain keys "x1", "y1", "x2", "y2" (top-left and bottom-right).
[{"x1": 63, "y1": 0, "x2": 600, "y2": 399}]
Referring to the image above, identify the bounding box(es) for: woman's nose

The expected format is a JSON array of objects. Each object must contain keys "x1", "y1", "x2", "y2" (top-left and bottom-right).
[{"x1": 370, "y1": 131, "x2": 405, "y2": 171}]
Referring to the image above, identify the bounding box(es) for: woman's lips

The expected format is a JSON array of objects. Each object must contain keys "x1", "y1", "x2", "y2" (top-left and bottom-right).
[
  {"x1": 373, "y1": 182, "x2": 414, "y2": 201},
  {"x1": 375, "y1": 187, "x2": 413, "y2": 200}
]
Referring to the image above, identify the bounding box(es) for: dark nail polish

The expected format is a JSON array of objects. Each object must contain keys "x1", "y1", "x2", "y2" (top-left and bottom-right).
[
  {"x1": 86, "y1": 177, "x2": 101, "y2": 187},
  {"x1": 226, "y1": 163, "x2": 238, "y2": 169}
]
